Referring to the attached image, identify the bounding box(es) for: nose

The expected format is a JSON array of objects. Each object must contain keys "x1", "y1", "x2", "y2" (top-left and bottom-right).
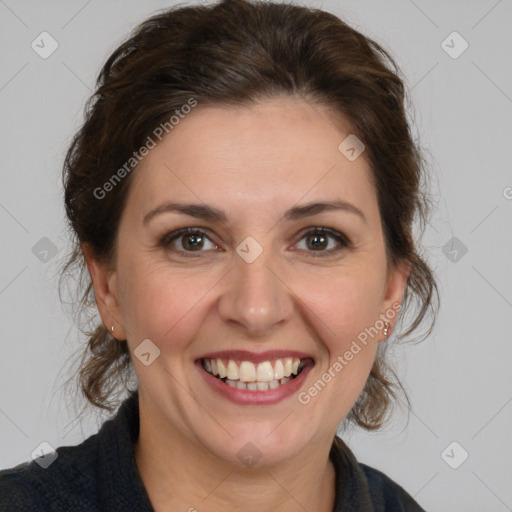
[{"x1": 217, "y1": 247, "x2": 294, "y2": 336}]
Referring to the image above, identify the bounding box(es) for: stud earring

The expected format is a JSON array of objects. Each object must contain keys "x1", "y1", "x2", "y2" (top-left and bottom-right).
[
  {"x1": 383, "y1": 322, "x2": 390, "y2": 338},
  {"x1": 111, "y1": 325, "x2": 115, "y2": 333}
]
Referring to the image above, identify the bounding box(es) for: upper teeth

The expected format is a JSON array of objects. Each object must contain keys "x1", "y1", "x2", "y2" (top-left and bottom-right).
[{"x1": 202, "y1": 357, "x2": 303, "y2": 382}]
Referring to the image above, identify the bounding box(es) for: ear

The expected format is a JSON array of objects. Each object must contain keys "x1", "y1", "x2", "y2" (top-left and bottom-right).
[
  {"x1": 380, "y1": 258, "x2": 410, "y2": 340},
  {"x1": 82, "y1": 242, "x2": 127, "y2": 340}
]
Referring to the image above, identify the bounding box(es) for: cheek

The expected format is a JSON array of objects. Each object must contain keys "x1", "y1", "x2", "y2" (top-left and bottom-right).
[
  {"x1": 292, "y1": 263, "x2": 385, "y2": 348},
  {"x1": 291, "y1": 268, "x2": 383, "y2": 413},
  {"x1": 118, "y1": 260, "x2": 220, "y2": 350}
]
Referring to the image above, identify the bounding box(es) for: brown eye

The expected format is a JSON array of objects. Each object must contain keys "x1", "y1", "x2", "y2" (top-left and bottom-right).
[
  {"x1": 306, "y1": 232, "x2": 329, "y2": 250},
  {"x1": 295, "y1": 228, "x2": 350, "y2": 257},
  {"x1": 181, "y1": 232, "x2": 205, "y2": 251},
  {"x1": 160, "y1": 228, "x2": 219, "y2": 254}
]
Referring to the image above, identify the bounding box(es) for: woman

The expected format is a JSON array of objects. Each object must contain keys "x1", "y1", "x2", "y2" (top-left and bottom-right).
[{"x1": 0, "y1": 0, "x2": 438, "y2": 510}]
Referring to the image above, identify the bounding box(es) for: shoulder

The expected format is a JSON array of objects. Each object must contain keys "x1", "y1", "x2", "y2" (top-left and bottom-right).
[
  {"x1": 0, "y1": 434, "x2": 102, "y2": 512},
  {"x1": 0, "y1": 392, "x2": 147, "y2": 512},
  {"x1": 330, "y1": 436, "x2": 426, "y2": 511},
  {"x1": 359, "y1": 463, "x2": 426, "y2": 511},
  {"x1": 0, "y1": 462, "x2": 39, "y2": 510}
]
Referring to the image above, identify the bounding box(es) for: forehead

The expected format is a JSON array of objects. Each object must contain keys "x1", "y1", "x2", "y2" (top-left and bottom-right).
[{"x1": 128, "y1": 97, "x2": 378, "y2": 221}]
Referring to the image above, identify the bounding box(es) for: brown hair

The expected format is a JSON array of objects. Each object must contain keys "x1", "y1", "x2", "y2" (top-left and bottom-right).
[{"x1": 61, "y1": 0, "x2": 438, "y2": 429}]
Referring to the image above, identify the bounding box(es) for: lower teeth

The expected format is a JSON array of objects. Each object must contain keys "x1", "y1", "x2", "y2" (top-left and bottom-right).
[
  {"x1": 211, "y1": 371, "x2": 301, "y2": 391},
  {"x1": 224, "y1": 378, "x2": 288, "y2": 390}
]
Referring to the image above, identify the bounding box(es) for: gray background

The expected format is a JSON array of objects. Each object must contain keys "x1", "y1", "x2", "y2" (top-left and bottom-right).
[{"x1": 1, "y1": 0, "x2": 511, "y2": 510}]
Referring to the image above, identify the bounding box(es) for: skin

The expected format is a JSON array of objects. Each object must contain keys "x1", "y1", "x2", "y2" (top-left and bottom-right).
[{"x1": 84, "y1": 96, "x2": 409, "y2": 512}]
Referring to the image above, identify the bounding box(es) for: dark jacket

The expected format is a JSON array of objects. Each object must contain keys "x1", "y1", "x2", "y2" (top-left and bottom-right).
[{"x1": 0, "y1": 391, "x2": 426, "y2": 511}]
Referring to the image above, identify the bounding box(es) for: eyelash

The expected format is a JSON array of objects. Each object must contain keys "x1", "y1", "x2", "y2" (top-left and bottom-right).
[{"x1": 159, "y1": 227, "x2": 351, "y2": 258}]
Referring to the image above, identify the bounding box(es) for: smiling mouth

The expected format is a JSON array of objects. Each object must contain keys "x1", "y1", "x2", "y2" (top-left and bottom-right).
[{"x1": 200, "y1": 356, "x2": 311, "y2": 391}]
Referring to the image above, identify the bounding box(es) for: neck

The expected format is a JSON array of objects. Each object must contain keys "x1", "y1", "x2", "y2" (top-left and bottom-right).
[{"x1": 134, "y1": 395, "x2": 336, "y2": 512}]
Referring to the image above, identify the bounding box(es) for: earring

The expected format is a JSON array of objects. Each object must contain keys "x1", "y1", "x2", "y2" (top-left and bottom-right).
[
  {"x1": 111, "y1": 325, "x2": 115, "y2": 333},
  {"x1": 383, "y1": 322, "x2": 390, "y2": 338}
]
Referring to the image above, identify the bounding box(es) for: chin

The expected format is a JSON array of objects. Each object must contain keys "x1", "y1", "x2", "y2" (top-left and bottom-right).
[{"x1": 201, "y1": 422, "x2": 315, "y2": 469}]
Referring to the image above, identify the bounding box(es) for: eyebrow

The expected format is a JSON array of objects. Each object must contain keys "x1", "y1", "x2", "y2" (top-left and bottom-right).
[{"x1": 143, "y1": 200, "x2": 367, "y2": 225}]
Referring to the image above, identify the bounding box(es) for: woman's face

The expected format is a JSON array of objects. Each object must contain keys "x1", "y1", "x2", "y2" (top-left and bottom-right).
[{"x1": 90, "y1": 96, "x2": 408, "y2": 467}]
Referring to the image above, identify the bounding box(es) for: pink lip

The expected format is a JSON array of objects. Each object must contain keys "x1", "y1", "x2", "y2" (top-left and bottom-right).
[
  {"x1": 196, "y1": 350, "x2": 314, "y2": 364},
  {"x1": 195, "y1": 358, "x2": 314, "y2": 406}
]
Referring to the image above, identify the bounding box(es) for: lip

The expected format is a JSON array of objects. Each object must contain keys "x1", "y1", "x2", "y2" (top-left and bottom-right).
[
  {"x1": 196, "y1": 349, "x2": 314, "y2": 364},
  {"x1": 195, "y1": 357, "x2": 314, "y2": 406}
]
